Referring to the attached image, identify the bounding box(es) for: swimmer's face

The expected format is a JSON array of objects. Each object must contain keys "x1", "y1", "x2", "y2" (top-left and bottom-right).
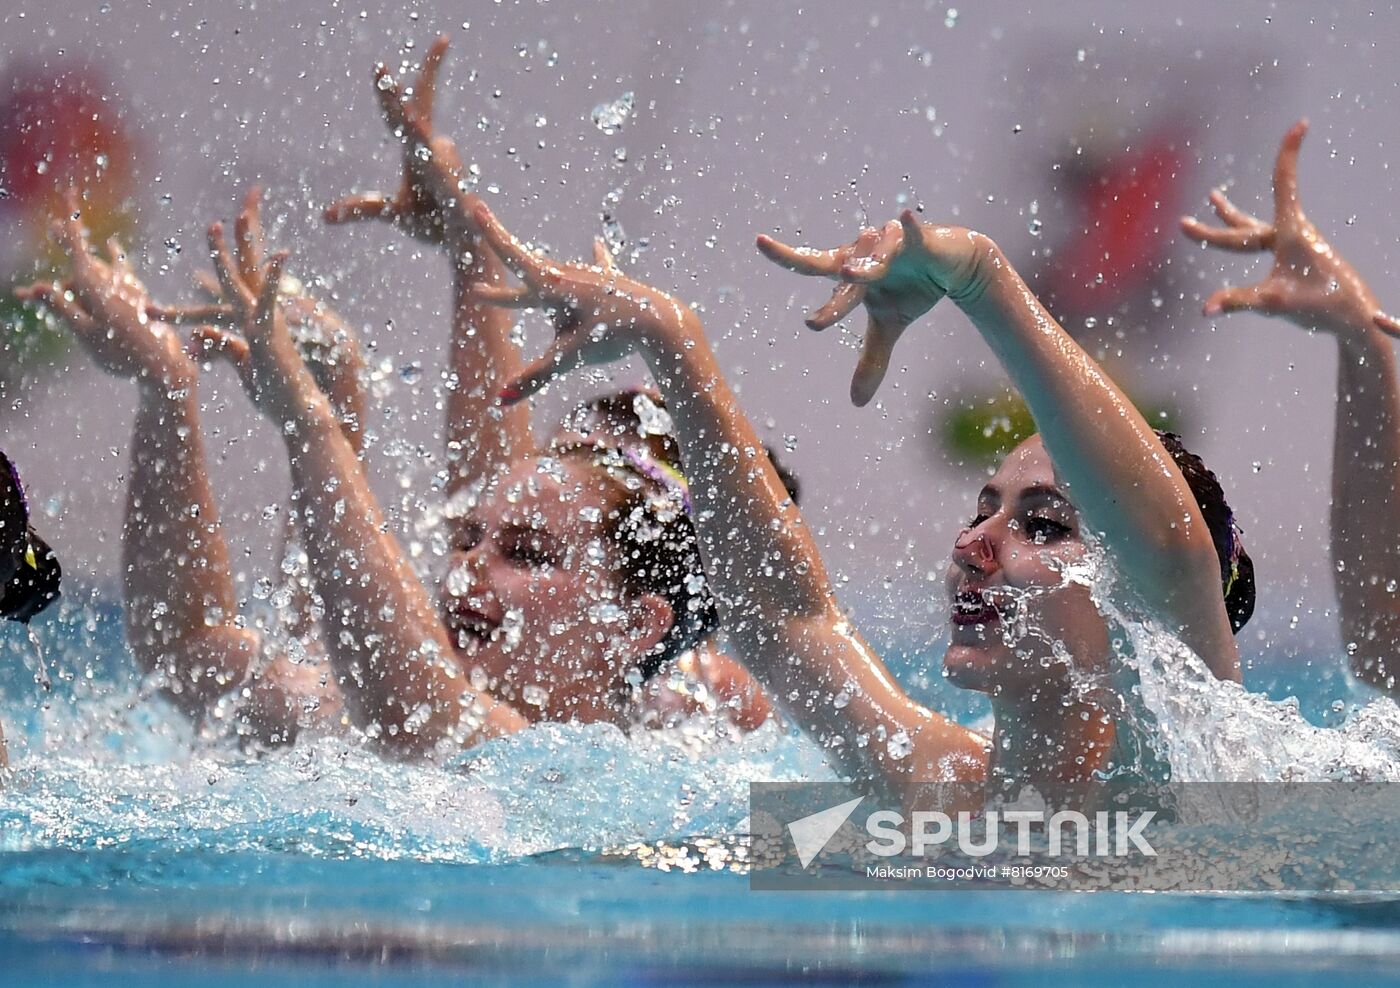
[
  {"x1": 942, "y1": 436, "x2": 1111, "y2": 697},
  {"x1": 441, "y1": 456, "x2": 672, "y2": 724}
]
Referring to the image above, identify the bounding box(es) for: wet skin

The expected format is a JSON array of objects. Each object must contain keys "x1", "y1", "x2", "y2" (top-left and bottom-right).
[
  {"x1": 442, "y1": 456, "x2": 673, "y2": 725},
  {"x1": 943, "y1": 436, "x2": 1112, "y2": 698}
]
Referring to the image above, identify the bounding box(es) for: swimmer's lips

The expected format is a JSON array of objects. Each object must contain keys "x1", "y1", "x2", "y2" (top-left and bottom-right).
[
  {"x1": 447, "y1": 604, "x2": 500, "y2": 652},
  {"x1": 950, "y1": 590, "x2": 1005, "y2": 628}
]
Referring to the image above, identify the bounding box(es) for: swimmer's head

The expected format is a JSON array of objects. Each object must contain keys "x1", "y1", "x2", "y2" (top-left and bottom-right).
[
  {"x1": 440, "y1": 413, "x2": 715, "y2": 723},
  {"x1": 942, "y1": 433, "x2": 1250, "y2": 697},
  {"x1": 0, "y1": 452, "x2": 61, "y2": 624}
]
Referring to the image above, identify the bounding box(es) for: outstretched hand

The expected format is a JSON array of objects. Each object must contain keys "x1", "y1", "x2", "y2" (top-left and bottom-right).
[
  {"x1": 756, "y1": 211, "x2": 985, "y2": 406},
  {"x1": 468, "y1": 201, "x2": 699, "y2": 404},
  {"x1": 324, "y1": 36, "x2": 479, "y2": 249},
  {"x1": 16, "y1": 192, "x2": 193, "y2": 388},
  {"x1": 152, "y1": 187, "x2": 369, "y2": 448},
  {"x1": 1181, "y1": 120, "x2": 1400, "y2": 339},
  {"x1": 184, "y1": 203, "x2": 308, "y2": 423}
]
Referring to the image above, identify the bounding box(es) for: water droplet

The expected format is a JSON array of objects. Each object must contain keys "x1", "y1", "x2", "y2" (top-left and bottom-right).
[
  {"x1": 601, "y1": 212, "x2": 626, "y2": 255},
  {"x1": 399, "y1": 362, "x2": 423, "y2": 384},
  {"x1": 376, "y1": 73, "x2": 395, "y2": 91},
  {"x1": 633, "y1": 392, "x2": 674, "y2": 436},
  {"x1": 1028, "y1": 218, "x2": 1043, "y2": 236},
  {"x1": 887, "y1": 730, "x2": 913, "y2": 760},
  {"x1": 944, "y1": 7, "x2": 959, "y2": 27},
  {"x1": 591, "y1": 91, "x2": 634, "y2": 135},
  {"x1": 589, "y1": 601, "x2": 625, "y2": 625}
]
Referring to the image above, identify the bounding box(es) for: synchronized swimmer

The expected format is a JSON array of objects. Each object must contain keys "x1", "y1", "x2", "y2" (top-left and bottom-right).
[{"x1": 8, "y1": 38, "x2": 1400, "y2": 810}]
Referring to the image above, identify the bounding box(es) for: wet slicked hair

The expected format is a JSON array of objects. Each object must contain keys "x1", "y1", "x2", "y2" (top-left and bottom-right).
[
  {"x1": 555, "y1": 441, "x2": 717, "y2": 680},
  {"x1": 1155, "y1": 431, "x2": 1255, "y2": 634}
]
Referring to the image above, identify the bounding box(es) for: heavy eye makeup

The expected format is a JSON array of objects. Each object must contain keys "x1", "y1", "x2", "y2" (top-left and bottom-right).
[
  {"x1": 456, "y1": 519, "x2": 485, "y2": 553},
  {"x1": 501, "y1": 523, "x2": 563, "y2": 569},
  {"x1": 1018, "y1": 487, "x2": 1076, "y2": 545}
]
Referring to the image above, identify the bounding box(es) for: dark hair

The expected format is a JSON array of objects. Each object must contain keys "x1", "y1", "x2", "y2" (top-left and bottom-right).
[
  {"x1": 555, "y1": 389, "x2": 803, "y2": 678},
  {"x1": 762, "y1": 443, "x2": 802, "y2": 506},
  {"x1": 557, "y1": 441, "x2": 718, "y2": 680},
  {"x1": 1154, "y1": 431, "x2": 1255, "y2": 634},
  {"x1": 563, "y1": 388, "x2": 803, "y2": 504},
  {"x1": 0, "y1": 451, "x2": 61, "y2": 624}
]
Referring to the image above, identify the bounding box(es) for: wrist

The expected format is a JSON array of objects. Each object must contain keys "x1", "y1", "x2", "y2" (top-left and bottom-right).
[
  {"x1": 637, "y1": 307, "x2": 713, "y2": 381},
  {"x1": 1336, "y1": 320, "x2": 1395, "y2": 361},
  {"x1": 137, "y1": 365, "x2": 198, "y2": 404},
  {"x1": 944, "y1": 230, "x2": 1001, "y2": 307},
  {"x1": 912, "y1": 224, "x2": 1001, "y2": 307}
]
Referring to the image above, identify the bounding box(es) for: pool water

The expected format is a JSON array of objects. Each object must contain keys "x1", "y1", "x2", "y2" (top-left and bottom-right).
[{"x1": 3, "y1": 593, "x2": 1399, "y2": 986}]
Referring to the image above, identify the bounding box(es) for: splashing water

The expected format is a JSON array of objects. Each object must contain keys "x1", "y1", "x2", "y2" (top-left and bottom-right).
[
  {"x1": 1074, "y1": 546, "x2": 1400, "y2": 783},
  {"x1": 25, "y1": 625, "x2": 51, "y2": 700},
  {"x1": 974, "y1": 536, "x2": 1400, "y2": 786},
  {"x1": 590, "y1": 91, "x2": 634, "y2": 135},
  {"x1": 0, "y1": 682, "x2": 828, "y2": 872}
]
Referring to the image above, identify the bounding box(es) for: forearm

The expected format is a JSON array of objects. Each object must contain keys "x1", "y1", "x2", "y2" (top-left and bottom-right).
[
  {"x1": 281, "y1": 392, "x2": 523, "y2": 752},
  {"x1": 444, "y1": 250, "x2": 536, "y2": 497},
  {"x1": 640, "y1": 319, "x2": 834, "y2": 619},
  {"x1": 123, "y1": 379, "x2": 255, "y2": 713},
  {"x1": 1330, "y1": 328, "x2": 1400, "y2": 687},
  {"x1": 959, "y1": 242, "x2": 1208, "y2": 564},
  {"x1": 639, "y1": 323, "x2": 979, "y2": 789},
  {"x1": 747, "y1": 616, "x2": 987, "y2": 793}
]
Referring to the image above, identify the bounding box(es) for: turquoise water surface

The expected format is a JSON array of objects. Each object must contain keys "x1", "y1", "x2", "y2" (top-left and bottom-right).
[{"x1": 2, "y1": 590, "x2": 1398, "y2": 986}]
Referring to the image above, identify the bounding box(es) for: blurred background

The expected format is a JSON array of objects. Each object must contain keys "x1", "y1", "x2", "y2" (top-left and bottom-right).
[{"x1": 2, "y1": 0, "x2": 1394, "y2": 673}]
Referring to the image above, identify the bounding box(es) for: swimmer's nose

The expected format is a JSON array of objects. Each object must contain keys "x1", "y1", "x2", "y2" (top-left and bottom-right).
[
  {"x1": 449, "y1": 540, "x2": 494, "y2": 591},
  {"x1": 952, "y1": 529, "x2": 999, "y2": 577}
]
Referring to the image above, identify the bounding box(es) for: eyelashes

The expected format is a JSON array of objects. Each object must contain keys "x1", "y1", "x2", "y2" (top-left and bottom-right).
[{"x1": 963, "y1": 512, "x2": 1072, "y2": 543}]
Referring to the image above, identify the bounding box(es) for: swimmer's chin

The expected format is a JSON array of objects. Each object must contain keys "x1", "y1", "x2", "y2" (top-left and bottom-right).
[{"x1": 942, "y1": 641, "x2": 1007, "y2": 694}]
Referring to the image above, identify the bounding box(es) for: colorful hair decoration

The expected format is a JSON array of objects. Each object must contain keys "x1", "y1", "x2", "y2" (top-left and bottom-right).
[
  {"x1": 1222, "y1": 513, "x2": 1245, "y2": 599},
  {"x1": 549, "y1": 438, "x2": 693, "y2": 515},
  {"x1": 620, "y1": 444, "x2": 692, "y2": 513}
]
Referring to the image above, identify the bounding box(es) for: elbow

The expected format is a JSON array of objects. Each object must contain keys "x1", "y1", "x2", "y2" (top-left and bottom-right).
[{"x1": 130, "y1": 626, "x2": 261, "y2": 722}]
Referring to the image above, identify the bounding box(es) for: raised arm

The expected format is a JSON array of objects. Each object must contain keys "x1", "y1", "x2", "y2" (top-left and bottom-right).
[
  {"x1": 325, "y1": 36, "x2": 535, "y2": 499},
  {"x1": 1182, "y1": 120, "x2": 1400, "y2": 695},
  {"x1": 16, "y1": 202, "x2": 260, "y2": 720},
  {"x1": 469, "y1": 202, "x2": 989, "y2": 798},
  {"x1": 758, "y1": 211, "x2": 1241, "y2": 682},
  {"x1": 192, "y1": 207, "x2": 526, "y2": 756},
  {"x1": 151, "y1": 186, "x2": 367, "y2": 741}
]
